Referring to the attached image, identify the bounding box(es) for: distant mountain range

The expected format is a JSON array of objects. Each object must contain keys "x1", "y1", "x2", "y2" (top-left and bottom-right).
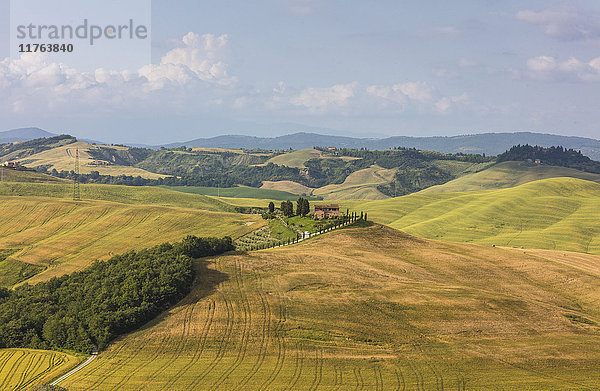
[
  {"x1": 2, "y1": 127, "x2": 599, "y2": 161},
  {"x1": 0, "y1": 128, "x2": 56, "y2": 143},
  {"x1": 166, "y1": 132, "x2": 600, "y2": 161}
]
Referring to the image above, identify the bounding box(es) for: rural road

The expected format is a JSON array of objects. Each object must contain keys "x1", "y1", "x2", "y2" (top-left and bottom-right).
[{"x1": 50, "y1": 353, "x2": 97, "y2": 386}]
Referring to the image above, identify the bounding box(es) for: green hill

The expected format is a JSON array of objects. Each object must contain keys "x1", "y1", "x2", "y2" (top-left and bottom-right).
[
  {"x1": 0, "y1": 182, "x2": 235, "y2": 211},
  {"x1": 421, "y1": 161, "x2": 600, "y2": 193},
  {"x1": 346, "y1": 177, "x2": 600, "y2": 254},
  {"x1": 0, "y1": 195, "x2": 263, "y2": 286},
  {"x1": 264, "y1": 148, "x2": 323, "y2": 168},
  {"x1": 0, "y1": 167, "x2": 67, "y2": 183}
]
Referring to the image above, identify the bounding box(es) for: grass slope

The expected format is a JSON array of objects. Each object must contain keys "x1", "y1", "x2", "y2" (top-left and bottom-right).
[
  {"x1": 0, "y1": 168, "x2": 67, "y2": 183},
  {"x1": 0, "y1": 348, "x2": 80, "y2": 390},
  {"x1": 264, "y1": 149, "x2": 322, "y2": 168},
  {"x1": 260, "y1": 180, "x2": 314, "y2": 196},
  {"x1": 19, "y1": 141, "x2": 166, "y2": 179},
  {"x1": 0, "y1": 182, "x2": 235, "y2": 211},
  {"x1": 345, "y1": 177, "x2": 600, "y2": 254},
  {"x1": 161, "y1": 185, "x2": 314, "y2": 201},
  {"x1": 314, "y1": 165, "x2": 394, "y2": 200},
  {"x1": 64, "y1": 225, "x2": 600, "y2": 389},
  {"x1": 422, "y1": 161, "x2": 600, "y2": 193},
  {"x1": 0, "y1": 196, "x2": 263, "y2": 285}
]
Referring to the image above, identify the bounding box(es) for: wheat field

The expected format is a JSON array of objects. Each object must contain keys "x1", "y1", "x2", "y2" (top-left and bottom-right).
[
  {"x1": 63, "y1": 224, "x2": 600, "y2": 389},
  {"x1": 0, "y1": 348, "x2": 79, "y2": 390}
]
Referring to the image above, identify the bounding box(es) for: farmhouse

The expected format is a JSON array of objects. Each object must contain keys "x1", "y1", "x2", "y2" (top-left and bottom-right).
[
  {"x1": 314, "y1": 204, "x2": 340, "y2": 219},
  {"x1": 2, "y1": 161, "x2": 21, "y2": 169},
  {"x1": 88, "y1": 160, "x2": 112, "y2": 166}
]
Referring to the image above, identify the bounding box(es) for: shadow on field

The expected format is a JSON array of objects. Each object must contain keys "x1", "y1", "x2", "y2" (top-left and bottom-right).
[{"x1": 129, "y1": 258, "x2": 230, "y2": 333}]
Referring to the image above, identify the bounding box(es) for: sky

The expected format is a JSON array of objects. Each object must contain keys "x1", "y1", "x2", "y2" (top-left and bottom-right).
[{"x1": 0, "y1": 0, "x2": 599, "y2": 144}]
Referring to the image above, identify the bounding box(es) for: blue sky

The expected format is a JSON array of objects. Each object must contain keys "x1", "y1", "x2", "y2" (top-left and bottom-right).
[{"x1": 0, "y1": 0, "x2": 599, "y2": 144}]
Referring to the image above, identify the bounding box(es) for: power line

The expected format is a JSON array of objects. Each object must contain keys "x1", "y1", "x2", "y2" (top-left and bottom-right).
[{"x1": 73, "y1": 148, "x2": 80, "y2": 201}]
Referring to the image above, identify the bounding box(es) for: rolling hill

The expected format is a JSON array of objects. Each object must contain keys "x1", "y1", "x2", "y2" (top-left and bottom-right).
[
  {"x1": 342, "y1": 177, "x2": 600, "y2": 254},
  {"x1": 62, "y1": 224, "x2": 600, "y2": 389},
  {"x1": 0, "y1": 167, "x2": 67, "y2": 183},
  {"x1": 18, "y1": 141, "x2": 166, "y2": 179},
  {"x1": 260, "y1": 180, "x2": 314, "y2": 196},
  {"x1": 264, "y1": 148, "x2": 322, "y2": 168},
  {"x1": 160, "y1": 185, "x2": 319, "y2": 201},
  {"x1": 0, "y1": 181, "x2": 235, "y2": 211},
  {"x1": 0, "y1": 195, "x2": 263, "y2": 286},
  {"x1": 313, "y1": 165, "x2": 394, "y2": 200},
  {"x1": 420, "y1": 161, "x2": 600, "y2": 193},
  {"x1": 167, "y1": 131, "x2": 600, "y2": 160}
]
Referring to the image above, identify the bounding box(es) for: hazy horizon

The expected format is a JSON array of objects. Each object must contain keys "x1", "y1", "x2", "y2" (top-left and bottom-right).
[{"x1": 1, "y1": 1, "x2": 600, "y2": 143}]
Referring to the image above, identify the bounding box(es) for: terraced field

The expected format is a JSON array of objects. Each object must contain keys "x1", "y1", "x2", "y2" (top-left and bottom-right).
[
  {"x1": 0, "y1": 196, "x2": 263, "y2": 285},
  {"x1": 63, "y1": 225, "x2": 600, "y2": 389},
  {"x1": 19, "y1": 141, "x2": 166, "y2": 179},
  {"x1": 0, "y1": 349, "x2": 79, "y2": 390}
]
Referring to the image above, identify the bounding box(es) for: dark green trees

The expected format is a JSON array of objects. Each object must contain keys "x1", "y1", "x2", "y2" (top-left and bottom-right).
[
  {"x1": 268, "y1": 201, "x2": 275, "y2": 213},
  {"x1": 296, "y1": 197, "x2": 310, "y2": 216},
  {"x1": 280, "y1": 200, "x2": 294, "y2": 217},
  {"x1": 0, "y1": 236, "x2": 233, "y2": 354}
]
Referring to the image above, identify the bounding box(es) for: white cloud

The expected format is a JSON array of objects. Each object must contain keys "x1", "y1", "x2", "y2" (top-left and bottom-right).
[
  {"x1": 139, "y1": 32, "x2": 236, "y2": 89},
  {"x1": 365, "y1": 82, "x2": 433, "y2": 108},
  {"x1": 516, "y1": 8, "x2": 600, "y2": 41},
  {"x1": 290, "y1": 82, "x2": 358, "y2": 112},
  {"x1": 526, "y1": 55, "x2": 600, "y2": 81},
  {"x1": 435, "y1": 93, "x2": 468, "y2": 113},
  {"x1": 397, "y1": 82, "x2": 433, "y2": 103},
  {"x1": 0, "y1": 31, "x2": 469, "y2": 121},
  {"x1": 288, "y1": 81, "x2": 463, "y2": 115},
  {"x1": 0, "y1": 32, "x2": 238, "y2": 115}
]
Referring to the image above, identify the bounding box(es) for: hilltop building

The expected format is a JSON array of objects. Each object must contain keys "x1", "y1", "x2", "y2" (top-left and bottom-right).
[
  {"x1": 2, "y1": 161, "x2": 21, "y2": 169},
  {"x1": 314, "y1": 204, "x2": 340, "y2": 219},
  {"x1": 88, "y1": 160, "x2": 112, "y2": 166}
]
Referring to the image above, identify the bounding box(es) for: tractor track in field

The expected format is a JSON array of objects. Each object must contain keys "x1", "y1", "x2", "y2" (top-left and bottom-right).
[
  {"x1": 287, "y1": 342, "x2": 304, "y2": 390},
  {"x1": 235, "y1": 278, "x2": 272, "y2": 390},
  {"x1": 73, "y1": 338, "x2": 129, "y2": 383},
  {"x1": 0, "y1": 351, "x2": 16, "y2": 375},
  {"x1": 188, "y1": 291, "x2": 234, "y2": 387},
  {"x1": 456, "y1": 373, "x2": 467, "y2": 391},
  {"x1": 308, "y1": 348, "x2": 323, "y2": 391},
  {"x1": 353, "y1": 367, "x2": 364, "y2": 391},
  {"x1": 332, "y1": 365, "x2": 341, "y2": 390},
  {"x1": 209, "y1": 260, "x2": 252, "y2": 390},
  {"x1": 407, "y1": 361, "x2": 425, "y2": 391},
  {"x1": 0, "y1": 350, "x2": 25, "y2": 389},
  {"x1": 374, "y1": 366, "x2": 384, "y2": 391},
  {"x1": 31, "y1": 353, "x2": 64, "y2": 389},
  {"x1": 188, "y1": 260, "x2": 236, "y2": 388},
  {"x1": 15, "y1": 353, "x2": 40, "y2": 390},
  {"x1": 106, "y1": 325, "x2": 178, "y2": 391},
  {"x1": 135, "y1": 298, "x2": 197, "y2": 388},
  {"x1": 23, "y1": 353, "x2": 61, "y2": 391},
  {"x1": 161, "y1": 298, "x2": 216, "y2": 390},
  {"x1": 394, "y1": 367, "x2": 406, "y2": 391},
  {"x1": 258, "y1": 284, "x2": 288, "y2": 390}
]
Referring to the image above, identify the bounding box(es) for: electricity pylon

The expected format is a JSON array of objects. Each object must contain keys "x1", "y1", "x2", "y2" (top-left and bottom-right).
[{"x1": 73, "y1": 148, "x2": 80, "y2": 201}]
